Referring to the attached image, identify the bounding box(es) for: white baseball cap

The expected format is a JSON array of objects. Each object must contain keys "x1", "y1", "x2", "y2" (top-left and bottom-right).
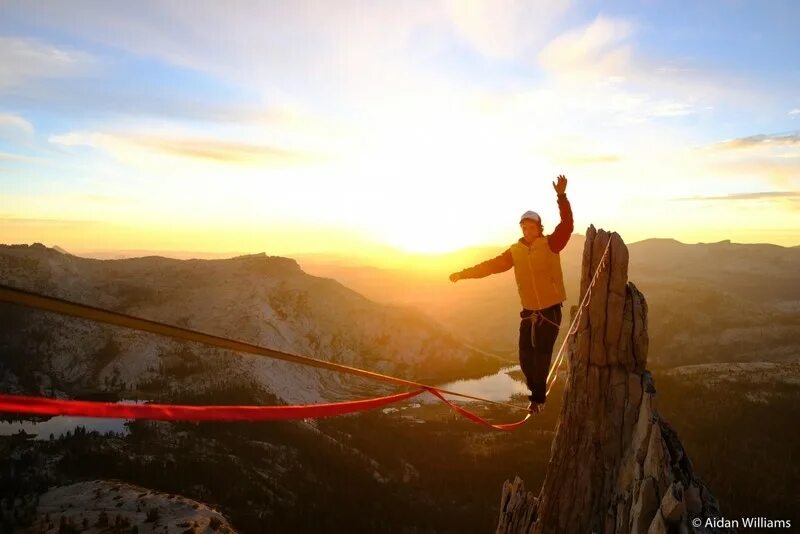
[{"x1": 519, "y1": 210, "x2": 541, "y2": 223}]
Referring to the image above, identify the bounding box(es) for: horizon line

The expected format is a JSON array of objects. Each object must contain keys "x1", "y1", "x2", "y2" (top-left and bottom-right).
[{"x1": 3, "y1": 234, "x2": 798, "y2": 264}]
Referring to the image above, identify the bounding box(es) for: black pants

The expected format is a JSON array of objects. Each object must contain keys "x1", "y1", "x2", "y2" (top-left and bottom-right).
[{"x1": 519, "y1": 302, "x2": 563, "y2": 403}]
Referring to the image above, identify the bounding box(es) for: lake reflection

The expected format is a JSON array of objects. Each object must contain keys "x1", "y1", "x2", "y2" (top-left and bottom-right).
[
  {"x1": 0, "y1": 399, "x2": 145, "y2": 440},
  {"x1": 0, "y1": 416, "x2": 130, "y2": 440},
  {"x1": 424, "y1": 365, "x2": 529, "y2": 403}
]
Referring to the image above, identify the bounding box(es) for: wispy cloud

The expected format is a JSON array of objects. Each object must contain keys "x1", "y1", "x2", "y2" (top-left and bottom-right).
[
  {"x1": 0, "y1": 151, "x2": 41, "y2": 163},
  {"x1": 445, "y1": 0, "x2": 571, "y2": 59},
  {"x1": 712, "y1": 133, "x2": 800, "y2": 150},
  {"x1": 0, "y1": 36, "x2": 93, "y2": 89},
  {"x1": 0, "y1": 113, "x2": 34, "y2": 137},
  {"x1": 695, "y1": 132, "x2": 800, "y2": 191},
  {"x1": 538, "y1": 15, "x2": 633, "y2": 82},
  {"x1": 558, "y1": 153, "x2": 620, "y2": 165},
  {"x1": 649, "y1": 101, "x2": 696, "y2": 118},
  {"x1": 134, "y1": 136, "x2": 319, "y2": 165},
  {"x1": 534, "y1": 14, "x2": 761, "y2": 125},
  {"x1": 671, "y1": 191, "x2": 800, "y2": 201},
  {"x1": 79, "y1": 194, "x2": 131, "y2": 205},
  {"x1": 0, "y1": 215, "x2": 99, "y2": 224},
  {"x1": 49, "y1": 130, "x2": 322, "y2": 166},
  {"x1": 1, "y1": 2, "x2": 438, "y2": 93},
  {"x1": 0, "y1": 113, "x2": 35, "y2": 149}
]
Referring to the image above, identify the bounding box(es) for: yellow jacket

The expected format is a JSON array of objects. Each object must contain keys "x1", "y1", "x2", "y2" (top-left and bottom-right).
[{"x1": 456, "y1": 192, "x2": 573, "y2": 311}]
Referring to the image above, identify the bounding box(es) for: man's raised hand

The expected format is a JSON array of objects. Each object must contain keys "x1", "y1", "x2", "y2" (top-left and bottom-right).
[
  {"x1": 552, "y1": 174, "x2": 567, "y2": 195},
  {"x1": 449, "y1": 272, "x2": 461, "y2": 283}
]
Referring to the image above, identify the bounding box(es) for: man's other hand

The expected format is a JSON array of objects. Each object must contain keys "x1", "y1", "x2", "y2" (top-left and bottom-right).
[
  {"x1": 553, "y1": 174, "x2": 567, "y2": 195},
  {"x1": 449, "y1": 272, "x2": 461, "y2": 283}
]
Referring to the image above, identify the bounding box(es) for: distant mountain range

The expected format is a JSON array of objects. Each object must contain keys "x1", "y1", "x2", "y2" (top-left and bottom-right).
[
  {"x1": 297, "y1": 235, "x2": 800, "y2": 368},
  {"x1": 5, "y1": 236, "x2": 796, "y2": 387}
]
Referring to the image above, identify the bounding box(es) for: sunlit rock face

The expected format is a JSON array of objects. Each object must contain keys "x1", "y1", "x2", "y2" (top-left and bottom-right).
[
  {"x1": 496, "y1": 226, "x2": 728, "y2": 534},
  {"x1": 21, "y1": 479, "x2": 236, "y2": 533}
]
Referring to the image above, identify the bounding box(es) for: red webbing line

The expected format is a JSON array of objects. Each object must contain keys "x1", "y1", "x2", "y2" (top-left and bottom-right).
[
  {"x1": 0, "y1": 283, "x2": 528, "y2": 412},
  {"x1": 0, "y1": 389, "x2": 426, "y2": 422},
  {"x1": 0, "y1": 389, "x2": 529, "y2": 431},
  {"x1": 0, "y1": 283, "x2": 534, "y2": 430},
  {"x1": 424, "y1": 388, "x2": 531, "y2": 431}
]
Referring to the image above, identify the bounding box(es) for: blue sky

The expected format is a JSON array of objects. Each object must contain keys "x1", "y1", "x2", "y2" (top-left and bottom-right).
[{"x1": 1, "y1": 0, "x2": 799, "y2": 258}]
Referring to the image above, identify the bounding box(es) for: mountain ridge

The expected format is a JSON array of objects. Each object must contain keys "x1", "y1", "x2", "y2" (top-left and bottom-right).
[{"x1": 0, "y1": 243, "x2": 501, "y2": 406}]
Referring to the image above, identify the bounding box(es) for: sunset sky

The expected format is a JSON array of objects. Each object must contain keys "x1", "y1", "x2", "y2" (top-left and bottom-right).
[{"x1": 1, "y1": 1, "x2": 799, "y2": 264}]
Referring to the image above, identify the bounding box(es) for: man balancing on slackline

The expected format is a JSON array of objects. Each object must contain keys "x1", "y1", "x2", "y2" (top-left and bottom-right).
[{"x1": 449, "y1": 174, "x2": 573, "y2": 414}]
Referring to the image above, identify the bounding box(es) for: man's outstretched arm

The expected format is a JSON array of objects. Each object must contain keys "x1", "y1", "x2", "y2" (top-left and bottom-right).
[
  {"x1": 450, "y1": 248, "x2": 513, "y2": 281},
  {"x1": 549, "y1": 175, "x2": 574, "y2": 253}
]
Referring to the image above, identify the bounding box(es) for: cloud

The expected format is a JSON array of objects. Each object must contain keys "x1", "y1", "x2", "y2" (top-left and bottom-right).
[
  {"x1": 649, "y1": 101, "x2": 696, "y2": 118},
  {"x1": 0, "y1": 151, "x2": 40, "y2": 163},
  {"x1": 1, "y1": 2, "x2": 438, "y2": 94},
  {"x1": 0, "y1": 36, "x2": 93, "y2": 89},
  {"x1": 533, "y1": 14, "x2": 759, "y2": 124},
  {"x1": 0, "y1": 113, "x2": 34, "y2": 137},
  {"x1": 0, "y1": 215, "x2": 99, "y2": 225},
  {"x1": 790, "y1": 109, "x2": 800, "y2": 116},
  {"x1": 538, "y1": 15, "x2": 633, "y2": 81},
  {"x1": 444, "y1": 0, "x2": 571, "y2": 59},
  {"x1": 711, "y1": 133, "x2": 800, "y2": 151},
  {"x1": 522, "y1": 15, "x2": 714, "y2": 128},
  {"x1": 79, "y1": 194, "x2": 131, "y2": 205},
  {"x1": 693, "y1": 132, "x2": 800, "y2": 191},
  {"x1": 671, "y1": 191, "x2": 800, "y2": 201},
  {"x1": 48, "y1": 130, "x2": 322, "y2": 166},
  {"x1": 558, "y1": 153, "x2": 620, "y2": 165},
  {"x1": 0, "y1": 2, "x2": 467, "y2": 148},
  {"x1": 0, "y1": 113, "x2": 35, "y2": 150},
  {"x1": 133, "y1": 136, "x2": 317, "y2": 165}
]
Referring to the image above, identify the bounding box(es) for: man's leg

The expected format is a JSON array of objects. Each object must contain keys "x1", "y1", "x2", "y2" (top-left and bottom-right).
[
  {"x1": 518, "y1": 310, "x2": 537, "y2": 401},
  {"x1": 530, "y1": 303, "x2": 563, "y2": 403}
]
